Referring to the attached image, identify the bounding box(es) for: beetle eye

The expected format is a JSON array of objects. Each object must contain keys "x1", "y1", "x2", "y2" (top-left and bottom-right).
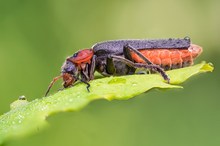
[{"x1": 73, "y1": 52, "x2": 78, "y2": 57}]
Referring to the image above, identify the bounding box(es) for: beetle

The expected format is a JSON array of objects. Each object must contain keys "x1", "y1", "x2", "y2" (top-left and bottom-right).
[{"x1": 45, "y1": 37, "x2": 202, "y2": 96}]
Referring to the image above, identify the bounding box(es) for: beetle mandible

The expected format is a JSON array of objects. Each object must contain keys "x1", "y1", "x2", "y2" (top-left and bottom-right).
[{"x1": 45, "y1": 37, "x2": 202, "y2": 96}]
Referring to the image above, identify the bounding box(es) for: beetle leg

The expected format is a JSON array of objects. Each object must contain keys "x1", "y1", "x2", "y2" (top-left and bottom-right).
[
  {"x1": 123, "y1": 45, "x2": 133, "y2": 61},
  {"x1": 81, "y1": 63, "x2": 90, "y2": 81},
  {"x1": 123, "y1": 45, "x2": 136, "y2": 74},
  {"x1": 123, "y1": 45, "x2": 153, "y2": 65},
  {"x1": 79, "y1": 78, "x2": 90, "y2": 92},
  {"x1": 106, "y1": 56, "x2": 116, "y2": 74},
  {"x1": 109, "y1": 55, "x2": 170, "y2": 83},
  {"x1": 89, "y1": 55, "x2": 96, "y2": 80},
  {"x1": 71, "y1": 75, "x2": 90, "y2": 92}
]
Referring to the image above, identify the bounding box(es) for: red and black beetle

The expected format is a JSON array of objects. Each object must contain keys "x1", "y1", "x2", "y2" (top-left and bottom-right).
[{"x1": 45, "y1": 37, "x2": 202, "y2": 96}]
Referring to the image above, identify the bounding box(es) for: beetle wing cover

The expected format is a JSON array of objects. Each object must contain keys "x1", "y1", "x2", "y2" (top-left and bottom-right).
[{"x1": 92, "y1": 38, "x2": 191, "y2": 55}]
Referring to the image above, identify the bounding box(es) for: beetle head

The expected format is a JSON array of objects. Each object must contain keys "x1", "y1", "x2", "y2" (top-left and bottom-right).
[
  {"x1": 61, "y1": 60, "x2": 78, "y2": 76},
  {"x1": 61, "y1": 60, "x2": 79, "y2": 87},
  {"x1": 45, "y1": 60, "x2": 79, "y2": 96},
  {"x1": 45, "y1": 49, "x2": 93, "y2": 96}
]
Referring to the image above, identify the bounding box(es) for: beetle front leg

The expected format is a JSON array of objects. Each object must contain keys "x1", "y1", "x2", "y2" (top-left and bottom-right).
[
  {"x1": 81, "y1": 63, "x2": 90, "y2": 81},
  {"x1": 106, "y1": 56, "x2": 116, "y2": 74},
  {"x1": 109, "y1": 55, "x2": 170, "y2": 83},
  {"x1": 89, "y1": 55, "x2": 96, "y2": 80},
  {"x1": 74, "y1": 75, "x2": 91, "y2": 92},
  {"x1": 79, "y1": 79, "x2": 90, "y2": 92}
]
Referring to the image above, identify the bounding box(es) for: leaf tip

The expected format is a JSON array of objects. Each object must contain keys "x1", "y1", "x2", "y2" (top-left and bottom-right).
[{"x1": 201, "y1": 62, "x2": 214, "y2": 72}]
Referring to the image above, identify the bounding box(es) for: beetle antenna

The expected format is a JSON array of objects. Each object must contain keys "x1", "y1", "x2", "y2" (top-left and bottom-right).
[{"x1": 45, "y1": 75, "x2": 63, "y2": 97}]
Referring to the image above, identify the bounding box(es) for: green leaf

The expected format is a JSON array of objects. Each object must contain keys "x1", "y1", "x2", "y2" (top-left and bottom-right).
[{"x1": 0, "y1": 62, "x2": 213, "y2": 144}]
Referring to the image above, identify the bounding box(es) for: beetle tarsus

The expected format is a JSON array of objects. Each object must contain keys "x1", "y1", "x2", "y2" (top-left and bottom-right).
[
  {"x1": 86, "y1": 84, "x2": 90, "y2": 92},
  {"x1": 79, "y1": 79, "x2": 90, "y2": 92},
  {"x1": 152, "y1": 65, "x2": 170, "y2": 83}
]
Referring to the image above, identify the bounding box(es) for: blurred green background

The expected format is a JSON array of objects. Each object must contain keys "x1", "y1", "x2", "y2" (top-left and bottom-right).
[{"x1": 0, "y1": 0, "x2": 220, "y2": 145}]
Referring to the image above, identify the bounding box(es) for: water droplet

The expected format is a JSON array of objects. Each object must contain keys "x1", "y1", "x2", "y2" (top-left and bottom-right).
[
  {"x1": 19, "y1": 95, "x2": 26, "y2": 100},
  {"x1": 131, "y1": 82, "x2": 138, "y2": 86},
  {"x1": 10, "y1": 95, "x2": 29, "y2": 110}
]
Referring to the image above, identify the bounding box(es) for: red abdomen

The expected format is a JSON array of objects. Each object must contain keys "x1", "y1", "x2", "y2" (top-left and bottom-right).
[{"x1": 131, "y1": 44, "x2": 203, "y2": 70}]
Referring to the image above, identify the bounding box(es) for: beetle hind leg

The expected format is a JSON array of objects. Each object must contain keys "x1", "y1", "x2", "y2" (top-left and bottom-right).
[
  {"x1": 109, "y1": 55, "x2": 170, "y2": 83},
  {"x1": 122, "y1": 44, "x2": 170, "y2": 82},
  {"x1": 123, "y1": 44, "x2": 153, "y2": 65}
]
